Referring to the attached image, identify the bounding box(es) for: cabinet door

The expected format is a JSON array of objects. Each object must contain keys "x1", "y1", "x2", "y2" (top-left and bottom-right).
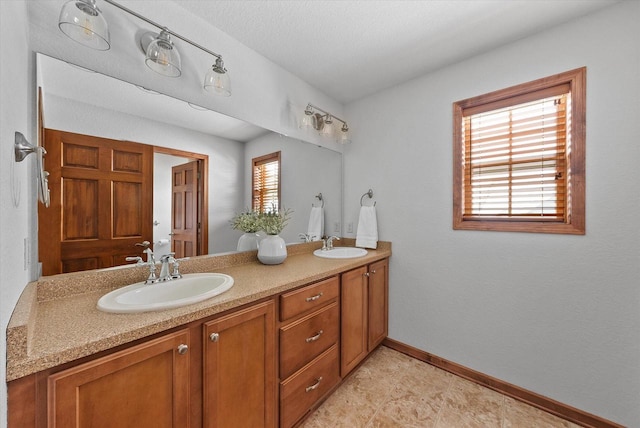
[
  {"x1": 368, "y1": 258, "x2": 389, "y2": 350},
  {"x1": 340, "y1": 265, "x2": 368, "y2": 377},
  {"x1": 48, "y1": 329, "x2": 191, "y2": 428},
  {"x1": 203, "y1": 301, "x2": 276, "y2": 428}
]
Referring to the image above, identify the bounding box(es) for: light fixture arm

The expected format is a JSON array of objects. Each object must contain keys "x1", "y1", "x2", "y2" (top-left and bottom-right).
[
  {"x1": 103, "y1": 0, "x2": 223, "y2": 61},
  {"x1": 306, "y1": 103, "x2": 348, "y2": 128}
]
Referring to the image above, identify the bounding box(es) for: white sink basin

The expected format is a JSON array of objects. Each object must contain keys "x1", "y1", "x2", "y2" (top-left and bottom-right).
[
  {"x1": 313, "y1": 247, "x2": 368, "y2": 259},
  {"x1": 97, "y1": 273, "x2": 234, "y2": 313}
]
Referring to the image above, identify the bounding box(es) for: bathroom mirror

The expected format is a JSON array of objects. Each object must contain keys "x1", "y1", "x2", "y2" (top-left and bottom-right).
[{"x1": 37, "y1": 53, "x2": 342, "y2": 275}]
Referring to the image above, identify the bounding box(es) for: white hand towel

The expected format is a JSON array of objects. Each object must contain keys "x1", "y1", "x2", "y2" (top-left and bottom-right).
[
  {"x1": 307, "y1": 206, "x2": 324, "y2": 241},
  {"x1": 355, "y1": 206, "x2": 378, "y2": 249}
]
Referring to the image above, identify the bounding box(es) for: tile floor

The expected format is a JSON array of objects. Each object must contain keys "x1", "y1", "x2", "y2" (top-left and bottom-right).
[{"x1": 301, "y1": 346, "x2": 582, "y2": 428}]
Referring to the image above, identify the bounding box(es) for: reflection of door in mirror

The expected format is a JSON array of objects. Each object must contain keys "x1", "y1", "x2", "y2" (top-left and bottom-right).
[
  {"x1": 171, "y1": 160, "x2": 200, "y2": 258},
  {"x1": 39, "y1": 130, "x2": 209, "y2": 275},
  {"x1": 154, "y1": 146, "x2": 209, "y2": 260},
  {"x1": 39, "y1": 129, "x2": 153, "y2": 275}
]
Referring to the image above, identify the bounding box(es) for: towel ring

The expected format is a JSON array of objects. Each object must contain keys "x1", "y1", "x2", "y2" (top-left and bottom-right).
[
  {"x1": 360, "y1": 189, "x2": 376, "y2": 206},
  {"x1": 313, "y1": 193, "x2": 324, "y2": 208}
]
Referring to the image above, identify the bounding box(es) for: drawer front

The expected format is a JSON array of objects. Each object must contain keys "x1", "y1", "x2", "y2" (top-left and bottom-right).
[
  {"x1": 280, "y1": 276, "x2": 339, "y2": 321},
  {"x1": 280, "y1": 302, "x2": 339, "y2": 379},
  {"x1": 280, "y1": 345, "x2": 340, "y2": 428}
]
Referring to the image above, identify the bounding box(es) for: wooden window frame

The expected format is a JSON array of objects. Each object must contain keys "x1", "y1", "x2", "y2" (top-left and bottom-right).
[
  {"x1": 252, "y1": 151, "x2": 281, "y2": 213},
  {"x1": 453, "y1": 67, "x2": 586, "y2": 235}
]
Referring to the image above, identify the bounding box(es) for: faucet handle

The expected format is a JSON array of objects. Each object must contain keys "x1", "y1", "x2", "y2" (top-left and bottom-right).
[
  {"x1": 160, "y1": 252, "x2": 175, "y2": 262},
  {"x1": 135, "y1": 241, "x2": 151, "y2": 248}
]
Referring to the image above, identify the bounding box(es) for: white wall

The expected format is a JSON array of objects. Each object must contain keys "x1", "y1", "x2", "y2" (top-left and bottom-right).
[
  {"x1": 44, "y1": 94, "x2": 245, "y2": 255},
  {"x1": 0, "y1": 2, "x2": 34, "y2": 426},
  {"x1": 343, "y1": 2, "x2": 639, "y2": 425},
  {"x1": 245, "y1": 133, "x2": 342, "y2": 244}
]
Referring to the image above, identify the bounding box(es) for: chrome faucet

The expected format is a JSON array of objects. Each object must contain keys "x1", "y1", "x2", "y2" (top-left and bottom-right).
[
  {"x1": 128, "y1": 241, "x2": 159, "y2": 284},
  {"x1": 159, "y1": 253, "x2": 182, "y2": 281},
  {"x1": 322, "y1": 236, "x2": 340, "y2": 251}
]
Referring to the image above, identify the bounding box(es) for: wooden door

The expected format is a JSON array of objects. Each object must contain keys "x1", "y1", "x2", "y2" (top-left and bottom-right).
[
  {"x1": 368, "y1": 259, "x2": 389, "y2": 350},
  {"x1": 340, "y1": 265, "x2": 369, "y2": 377},
  {"x1": 203, "y1": 301, "x2": 276, "y2": 428},
  {"x1": 172, "y1": 161, "x2": 200, "y2": 258},
  {"x1": 47, "y1": 330, "x2": 191, "y2": 428},
  {"x1": 39, "y1": 129, "x2": 153, "y2": 275}
]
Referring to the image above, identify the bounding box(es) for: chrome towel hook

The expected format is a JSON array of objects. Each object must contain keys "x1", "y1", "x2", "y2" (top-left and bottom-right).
[{"x1": 360, "y1": 189, "x2": 376, "y2": 206}]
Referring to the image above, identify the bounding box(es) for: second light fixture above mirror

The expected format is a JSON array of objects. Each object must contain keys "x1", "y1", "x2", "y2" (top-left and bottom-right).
[{"x1": 301, "y1": 103, "x2": 351, "y2": 145}]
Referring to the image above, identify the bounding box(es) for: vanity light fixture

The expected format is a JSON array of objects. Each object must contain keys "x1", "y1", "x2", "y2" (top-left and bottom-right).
[
  {"x1": 143, "y1": 29, "x2": 182, "y2": 77},
  {"x1": 301, "y1": 103, "x2": 351, "y2": 144},
  {"x1": 204, "y1": 57, "x2": 232, "y2": 97},
  {"x1": 58, "y1": 0, "x2": 232, "y2": 94},
  {"x1": 58, "y1": 0, "x2": 110, "y2": 50}
]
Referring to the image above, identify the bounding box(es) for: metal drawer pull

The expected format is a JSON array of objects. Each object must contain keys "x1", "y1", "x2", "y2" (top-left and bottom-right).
[
  {"x1": 177, "y1": 344, "x2": 188, "y2": 355},
  {"x1": 209, "y1": 333, "x2": 219, "y2": 342},
  {"x1": 305, "y1": 292, "x2": 323, "y2": 302},
  {"x1": 371, "y1": 270, "x2": 376, "y2": 274},
  {"x1": 305, "y1": 330, "x2": 324, "y2": 343},
  {"x1": 305, "y1": 377, "x2": 323, "y2": 392},
  {"x1": 363, "y1": 272, "x2": 370, "y2": 277}
]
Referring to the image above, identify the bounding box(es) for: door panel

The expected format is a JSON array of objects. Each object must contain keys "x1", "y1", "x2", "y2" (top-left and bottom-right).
[
  {"x1": 40, "y1": 129, "x2": 153, "y2": 275},
  {"x1": 172, "y1": 161, "x2": 200, "y2": 258}
]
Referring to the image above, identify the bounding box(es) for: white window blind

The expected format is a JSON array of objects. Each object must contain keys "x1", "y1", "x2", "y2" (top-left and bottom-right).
[
  {"x1": 252, "y1": 152, "x2": 280, "y2": 213},
  {"x1": 462, "y1": 85, "x2": 571, "y2": 221}
]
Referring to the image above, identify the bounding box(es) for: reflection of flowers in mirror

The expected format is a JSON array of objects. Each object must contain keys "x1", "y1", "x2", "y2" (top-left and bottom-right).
[
  {"x1": 259, "y1": 207, "x2": 293, "y2": 235},
  {"x1": 230, "y1": 210, "x2": 261, "y2": 233}
]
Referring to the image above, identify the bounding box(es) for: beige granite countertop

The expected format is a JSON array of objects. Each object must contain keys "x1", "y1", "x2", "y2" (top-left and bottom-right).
[{"x1": 6, "y1": 241, "x2": 390, "y2": 382}]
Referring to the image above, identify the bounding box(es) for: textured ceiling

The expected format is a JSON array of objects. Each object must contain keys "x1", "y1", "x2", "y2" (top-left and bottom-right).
[{"x1": 175, "y1": 0, "x2": 618, "y2": 103}]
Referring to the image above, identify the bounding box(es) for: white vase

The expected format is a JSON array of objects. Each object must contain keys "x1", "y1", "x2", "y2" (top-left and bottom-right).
[
  {"x1": 237, "y1": 232, "x2": 259, "y2": 252},
  {"x1": 257, "y1": 234, "x2": 287, "y2": 265}
]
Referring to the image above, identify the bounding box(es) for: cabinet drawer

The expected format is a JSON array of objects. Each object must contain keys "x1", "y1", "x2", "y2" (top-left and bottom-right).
[
  {"x1": 280, "y1": 345, "x2": 340, "y2": 428},
  {"x1": 280, "y1": 276, "x2": 339, "y2": 321},
  {"x1": 280, "y1": 301, "x2": 339, "y2": 379}
]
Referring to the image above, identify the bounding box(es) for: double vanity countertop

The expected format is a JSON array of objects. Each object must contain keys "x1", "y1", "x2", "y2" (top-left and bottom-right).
[{"x1": 6, "y1": 241, "x2": 391, "y2": 382}]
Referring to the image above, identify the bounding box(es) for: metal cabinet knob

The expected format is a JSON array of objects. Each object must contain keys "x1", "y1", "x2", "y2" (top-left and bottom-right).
[
  {"x1": 177, "y1": 344, "x2": 188, "y2": 355},
  {"x1": 209, "y1": 332, "x2": 219, "y2": 342}
]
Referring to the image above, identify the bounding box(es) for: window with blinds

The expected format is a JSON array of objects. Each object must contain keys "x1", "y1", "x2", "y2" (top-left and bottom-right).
[
  {"x1": 453, "y1": 68, "x2": 586, "y2": 234},
  {"x1": 252, "y1": 151, "x2": 281, "y2": 213}
]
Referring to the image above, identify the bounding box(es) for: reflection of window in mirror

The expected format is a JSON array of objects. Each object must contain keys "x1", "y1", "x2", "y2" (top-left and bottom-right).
[{"x1": 252, "y1": 151, "x2": 281, "y2": 212}]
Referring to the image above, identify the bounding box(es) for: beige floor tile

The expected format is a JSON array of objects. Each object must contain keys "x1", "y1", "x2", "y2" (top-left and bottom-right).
[
  {"x1": 434, "y1": 377, "x2": 504, "y2": 428},
  {"x1": 300, "y1": 347, "x2": 581, "y2": 428}
]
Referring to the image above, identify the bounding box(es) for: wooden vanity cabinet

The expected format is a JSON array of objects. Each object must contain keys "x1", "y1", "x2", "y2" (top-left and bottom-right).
[
  {"x1": 278, "y1": 276, "x2": 341, "y2": 428},
  {"x1": 47, "y1": 329, "x2": 191, "y2": 428},
  {"x1": 203, "y1": 300, "x2": 276, "y2": 428},
  {"x1": 8, "y1": 254, "x2": 390, "y2": 428},
  {"x1": 340, "y1": 258, "x2": 389, "y2": 377}
]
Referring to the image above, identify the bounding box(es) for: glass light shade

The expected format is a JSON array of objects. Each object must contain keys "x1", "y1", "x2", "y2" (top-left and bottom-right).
[
  {"x1": 145, "y1": 31, "x2": 181, "y2": 77},
  {"x1": 204, "y1": 66, "x2": 232, "y2": 97},
  {"x1": 338, "y1": 130, "x2": 352, "y2": 144},
  {"x1": 58, "y1": 0, "x2": 110, "y2": 51},
  {"x1": 299, "y1": 112, "x2": 316, "y2": 129},
  {"x1": 320, "y1": 117, "x2": 334, "y2": 138}
]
